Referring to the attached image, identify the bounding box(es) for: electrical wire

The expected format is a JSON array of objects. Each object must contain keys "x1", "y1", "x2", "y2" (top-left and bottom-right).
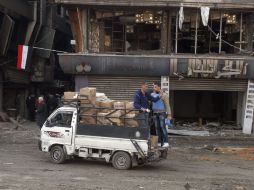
[{"x1": 207, "y1": 25, "x2": 254, "y2": 55}]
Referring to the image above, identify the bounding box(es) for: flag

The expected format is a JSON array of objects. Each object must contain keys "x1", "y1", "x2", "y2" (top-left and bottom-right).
[{"x1": 17, "y1": 45, "x2": 32, "y2": 70}]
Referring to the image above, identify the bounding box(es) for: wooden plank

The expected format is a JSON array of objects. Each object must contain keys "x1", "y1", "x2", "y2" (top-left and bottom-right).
[
  {"x1": 81, "y1": 9, "x2": 88, "y2": 52},
  {"x1": 69, "y1": 9, "x2": 84, "y2": 52}
]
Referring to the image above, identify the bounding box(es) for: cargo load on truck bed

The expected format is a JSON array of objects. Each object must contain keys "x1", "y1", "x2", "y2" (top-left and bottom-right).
[{"x1": 63, "y1": 87, "x2": 142, "y2": 128}]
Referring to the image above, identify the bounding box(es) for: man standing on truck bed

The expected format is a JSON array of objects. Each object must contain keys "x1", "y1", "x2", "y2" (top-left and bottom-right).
[
  {"x1": 134, "y1": 81, "x2": 161, "y2": 127},
  {"x1": 151, "y1": 82, "x2": 172, "y2": 148}
]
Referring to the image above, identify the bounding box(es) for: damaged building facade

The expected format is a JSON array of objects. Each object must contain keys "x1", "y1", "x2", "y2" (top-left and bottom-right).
[
  {"x1": 54, "y1": 0, "x2": 254, "y2": 134},
  {"x1": 0, "y1": 0, "x2": 72, "y2": 119}
]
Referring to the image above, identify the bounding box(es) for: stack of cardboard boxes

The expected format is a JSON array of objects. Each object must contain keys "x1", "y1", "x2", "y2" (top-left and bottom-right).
[{"x1": 64, "y1": 87, "x2": 139, "y2": 128}]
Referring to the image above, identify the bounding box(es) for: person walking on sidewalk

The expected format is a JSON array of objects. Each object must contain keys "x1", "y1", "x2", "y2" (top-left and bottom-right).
[
  {"x1": 151, "y1": 82, "x2": 172, "y2": 148},
  {"x1": 36, "y1": 97, "x2": 47, "y2": 129}
]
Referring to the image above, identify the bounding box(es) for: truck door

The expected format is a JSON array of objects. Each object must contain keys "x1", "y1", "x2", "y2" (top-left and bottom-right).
[{"x1": 46, "y1": 111, "x2": 74, "y2": 145}]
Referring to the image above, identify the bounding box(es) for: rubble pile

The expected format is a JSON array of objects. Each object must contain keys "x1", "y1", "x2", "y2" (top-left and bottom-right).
[{"x1": 63, "y1": 87, "x2": 139, "y2": 128}]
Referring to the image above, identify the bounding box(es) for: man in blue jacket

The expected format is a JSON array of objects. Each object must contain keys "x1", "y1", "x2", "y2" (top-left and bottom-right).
[
  {"x1": 134, "y1": 81, "x2": 161, "y2": 127},
  {"x1": 151, "y1": 82, "x2": 171, "y2": 148}
]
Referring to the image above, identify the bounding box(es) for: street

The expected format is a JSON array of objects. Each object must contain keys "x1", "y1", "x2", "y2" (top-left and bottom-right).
[{"x1": 0, "y1": 122, "x2": 254, "y2": 190}]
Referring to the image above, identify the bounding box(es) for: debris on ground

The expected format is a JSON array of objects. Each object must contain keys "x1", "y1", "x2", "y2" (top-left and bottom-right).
[
  {"x1": 0, "y1": 121, "x2": 40, "y2": 144},
  {"x1": 184, "y1": 183, "x2": 191, "y2": 190},
  {"x1": 168, "y1": 129, "x2": 210, "y2": 136},
  {"x1": 0, "y1": 112, "x2": 9, "y2": 122},
  {"x1": 203, "y1": 144, "x2": 254, "y2": 161},
  {"x1": 172, "y1": 119, "x2": 250, "y2": 137},
  {"x1": 205, "y1": 122, "x2": 221, "y2": 128},
  {"x1": 203, "y1": 144, "x2": 218, "y2": 152},
  {"x1": 215, "y1": 147, "x2": 254, "y2": 161},
  {"x1": 9, "y1": 117, "x2": 25, "y2": 130}
]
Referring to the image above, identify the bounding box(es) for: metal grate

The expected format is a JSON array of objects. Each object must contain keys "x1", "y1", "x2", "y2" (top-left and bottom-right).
[{"x1": 88, "y1": 76, "x2": 160, "y2": 100}]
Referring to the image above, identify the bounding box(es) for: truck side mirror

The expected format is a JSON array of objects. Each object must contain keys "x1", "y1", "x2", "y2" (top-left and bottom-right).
[{"x1": 46, "y1": 120, "x2": 51, "y2": 127}]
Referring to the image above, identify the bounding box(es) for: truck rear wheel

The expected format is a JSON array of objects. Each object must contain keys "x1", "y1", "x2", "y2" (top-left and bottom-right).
[
  {"x1": 112, "y1": 151, "x2": 131, "y2": 170},
  {"x1": 50, "y1": 145, "x2": 66, "y2": 164}
]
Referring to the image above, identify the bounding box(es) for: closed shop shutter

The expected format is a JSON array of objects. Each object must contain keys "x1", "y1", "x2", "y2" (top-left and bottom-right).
[
  {"x1": 88, "y1": 76, "x2": 247, "y2": 100},
  {"x1": 88, "y1": 76, "x2": 160, "y2": 101},
  {"x1": 170, "y1": 78, "x2": 248, "y2": 91}
]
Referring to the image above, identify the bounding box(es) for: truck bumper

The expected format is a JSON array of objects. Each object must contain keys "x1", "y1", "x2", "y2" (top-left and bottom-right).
[{"x1": 148, "y1": 148, "x2": 168, "y2": 162}]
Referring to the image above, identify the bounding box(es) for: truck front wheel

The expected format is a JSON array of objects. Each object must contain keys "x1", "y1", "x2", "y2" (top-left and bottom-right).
[
  {"x1": 112, "y1": 151, "x2": 132, "y2": 170},
  {"x1": 50, "y1": 145, "x2": 66, "y2": 164}
]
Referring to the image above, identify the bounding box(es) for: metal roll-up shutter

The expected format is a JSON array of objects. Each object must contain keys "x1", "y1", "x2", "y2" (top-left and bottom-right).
[
  {"x1": 170, "y1": 78, "x2": 248, "y2": 91},
  {"x1": 88, "y1": 76, "x2": 160, "y2": 100}
]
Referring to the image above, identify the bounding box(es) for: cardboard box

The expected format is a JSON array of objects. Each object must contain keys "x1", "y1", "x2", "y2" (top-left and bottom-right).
[
  {"x1": 125, "y1": 101, "x2": 134, "y2": 110},
  {"x1": 97, "y1": 112, "x2": 112, "y2": 125},
  {"x1": 98, "y1": 100, "x2": 114, "y2": 112},
  {"x1": 110, "y1": 110, "x2": 124, "y2": 126},
  {"x1": 79, "y1": 116, "x2": 96, "y2": 125},
  {"x1": 100, "y1": 100, "x2": 114, "y2": 108},
  {"x1": 80, "y1": 108, "x2": 96, "y2": 116},
  {"x1": 114, "y1": 101, "x2": 125, "y2": 110},
  {"x1": 80, "y1": 98, "x2": 93, "y2": 105},
  {"x1": 64, "y1": 92, "x2": 77, "y2": 100},
  {"x1": 80, "y1": 87, "x2": 96, "y2": 104},
  {"x1": 125, "y1": 113, "x2": 138, "y2": 128},
  {"x1": 150, "y1": 135, "x2": 158, "y2": 148}
]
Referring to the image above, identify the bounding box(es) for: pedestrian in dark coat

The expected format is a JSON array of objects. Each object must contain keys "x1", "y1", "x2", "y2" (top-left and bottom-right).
[
  {"x1": 48, "y1": 94, "x2": 58, "y2": 115},
  {"x1": 26, "y1": 94, "x2": 36, "y2": 121},
  {"x1": 36, "y1": 97, "x2": 47, "y2": 129}
]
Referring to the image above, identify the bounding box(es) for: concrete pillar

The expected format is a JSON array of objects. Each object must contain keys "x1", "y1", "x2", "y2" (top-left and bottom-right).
[
  {"x1": 170, "y1": 90, "x2": 174, "y2": 118},
  {"x1": 237, "y1": 92, "x2": 244, "y2": 127},
  {"x1": 246, "y1": 13, "x2": 254, "y2": 52},
  {"x1": 161, "y1": 11, "x2": 168, "y2": 54},
  {"x1": 167, "y1": 11, "x2": 172, "y2": 54},
  {"x1": 75, "y1": 75, "x2": 88, "y2": 92}
]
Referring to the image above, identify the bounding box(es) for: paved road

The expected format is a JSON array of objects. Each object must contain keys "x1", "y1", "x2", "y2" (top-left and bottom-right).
[{"x1": 0, "y1": 139, "x2": 254, "y2": 190}]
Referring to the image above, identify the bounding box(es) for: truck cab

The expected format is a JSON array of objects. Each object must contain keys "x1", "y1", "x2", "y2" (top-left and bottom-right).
[{"x1": 40, "y1": 105, "x2": 168, "y2": 170}]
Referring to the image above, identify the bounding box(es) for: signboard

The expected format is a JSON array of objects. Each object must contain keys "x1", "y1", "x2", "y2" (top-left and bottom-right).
[
  {"x1": 161, "y1": 76, "x2": 169, "y2": 95},
  {"x1": 170, "y1": 58, "x2": 248, "y2": 79}
]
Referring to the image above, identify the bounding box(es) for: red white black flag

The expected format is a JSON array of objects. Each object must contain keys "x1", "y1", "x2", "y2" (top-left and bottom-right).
[{"x1": 17, "y1": 45, "x2": 32, "y2": 70}]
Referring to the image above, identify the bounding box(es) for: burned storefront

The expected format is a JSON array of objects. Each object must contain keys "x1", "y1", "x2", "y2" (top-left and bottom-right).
[
  {"x1": 0, "y1": 0, "x2": 72, "y2": 120},
  {"x1": 54, "y1": 0, "x2": 254, "y2": 134}
]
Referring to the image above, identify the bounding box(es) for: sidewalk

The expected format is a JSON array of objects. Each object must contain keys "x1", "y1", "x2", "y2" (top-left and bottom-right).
[{"x1": 0, "y1": 121, "x2": 40, "y2": 144}]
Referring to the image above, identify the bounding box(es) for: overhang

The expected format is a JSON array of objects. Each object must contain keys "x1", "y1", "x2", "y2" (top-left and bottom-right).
[
  {"x1": 58, "y1": 53, "x2": 254, "y2": 79},
  {"x1": 54, "y1": 0, "x2": 254, "y2": 9}
]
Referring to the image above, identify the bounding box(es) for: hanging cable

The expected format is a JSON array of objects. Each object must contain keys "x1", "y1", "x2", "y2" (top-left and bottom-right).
[{"x1": 207, "y1": 25, "x2": 254, "y2": 55}]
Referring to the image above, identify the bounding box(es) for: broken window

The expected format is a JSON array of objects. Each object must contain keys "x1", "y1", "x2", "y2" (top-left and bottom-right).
[
  {"x1": 89, "y1": 10, "x2": 162, "y2": 54},
  {"x1": 172, "y1": 8, "x2": 252, "y2": 55}
]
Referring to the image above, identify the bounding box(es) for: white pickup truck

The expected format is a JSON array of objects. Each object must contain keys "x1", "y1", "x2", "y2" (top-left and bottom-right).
[{"x1": 39, "y1": 104, "x2": 168, "y2": 170}]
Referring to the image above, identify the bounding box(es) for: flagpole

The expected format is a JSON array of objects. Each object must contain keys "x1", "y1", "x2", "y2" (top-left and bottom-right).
[{"x1": 32, "y1": 46, "x2": 68, "y2": 53}]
